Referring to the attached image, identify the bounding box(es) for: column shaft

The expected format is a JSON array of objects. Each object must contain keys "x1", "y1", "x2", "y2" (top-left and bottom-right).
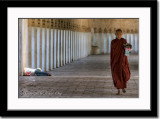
[
  {"x1": 68, "y1": 30, "x2": 71, "y2": 63},
  {"x1": 60, "y1": 30, "x2": 63, "y2": 66},
  {"x1": 75, "y1": 32, "x2": 77, "y2": 60},
  {"x1": 50, "y1": 29, "x2": 54, "y2": 69},
  {"x1": 37, "y1": 27, "x2": 41, "y2": 68},
  {"x1": 61, "y1": 30, "x2": 64, "y2": 66},
  {"x1": 79, "y1": 32, "x2": 81, "y2": 58},
  {"x1": 41, "y1": 28, "x2": 46, "y2": 71},
  {"x1": 72, "y1": 31, "x2": 75, "y2": 61},
  {"x1": 66, "y1": 30, "x2": 68, "y2": 63},
  {"x1": 54, "y1": 29, "x2": 57, "y2": 68},
  {"x1": 19, "y1": 19, "x2": 28, "y2": 75},
  {"x1": 57, "y1": 29, "x2": 61, "y2": 67},
  {"x1": 70, "y1": 31, "x2": 73, "y2": 62},
  {"x1": 63, "y1": 30, "x2": 66, "y2": 65},
  {"x1": 45, "y1": 28, "x2": 50, "y2": 71}
]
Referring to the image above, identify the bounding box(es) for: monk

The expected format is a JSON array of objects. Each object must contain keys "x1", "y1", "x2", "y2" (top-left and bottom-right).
[{"x1": 110, "y1": 29, "x2": 131, "y2": 95}]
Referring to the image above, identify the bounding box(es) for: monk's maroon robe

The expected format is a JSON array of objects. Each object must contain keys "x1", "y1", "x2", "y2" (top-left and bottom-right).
[{"x1": 110, "y1": 38, "x2": 131, "y2": 89}]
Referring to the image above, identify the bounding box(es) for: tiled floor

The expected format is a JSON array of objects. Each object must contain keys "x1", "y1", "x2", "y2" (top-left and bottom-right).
[{"x1": 19, "y1": 54, "x2": 139, "y2": 98}]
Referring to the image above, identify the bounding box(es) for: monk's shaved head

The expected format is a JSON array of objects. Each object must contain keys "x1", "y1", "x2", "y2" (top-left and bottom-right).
[
  {"x1": 116, "y1": 29, "x2": 122, "y2": 33},
  {"x1": 115, "y1": 29, "x2": 123, "y2": 39}
]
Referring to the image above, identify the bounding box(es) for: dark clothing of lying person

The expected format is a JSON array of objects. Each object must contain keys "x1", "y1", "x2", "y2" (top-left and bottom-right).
[{"x1": 23, "y1": 68, "x2": 52, "y2": 76}]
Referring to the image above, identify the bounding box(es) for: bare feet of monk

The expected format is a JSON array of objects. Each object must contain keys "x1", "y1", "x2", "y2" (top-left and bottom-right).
[
  {"x1": 116, "y1": 89, "x2": 121, "y2": 95},
  {"x1": 122, "y1": 88, "x2": 126, "y2": 93}
]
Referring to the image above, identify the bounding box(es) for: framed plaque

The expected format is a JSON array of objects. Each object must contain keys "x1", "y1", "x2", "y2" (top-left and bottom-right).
[{"x1": 3, "y1": 0, "x2": 158, "y2": 118}]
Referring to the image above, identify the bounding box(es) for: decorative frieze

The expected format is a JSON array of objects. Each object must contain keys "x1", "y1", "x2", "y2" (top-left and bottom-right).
[{"x1": 42, "y1": 19, "x2": 46, "y2": 28}]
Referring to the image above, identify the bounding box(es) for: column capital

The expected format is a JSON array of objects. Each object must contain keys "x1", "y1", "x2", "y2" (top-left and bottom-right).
[
  {"x1": 42, "y1": 19, "x2": 46, "y2": 28},
  {"x1": 104, "y1": 28, "x2": 107, "y2": 33}
]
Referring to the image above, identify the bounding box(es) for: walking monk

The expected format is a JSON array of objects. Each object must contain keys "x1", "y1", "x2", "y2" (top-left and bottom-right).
[{"x1": 110, "y1": 29, "x2": 131, "y2": 95}]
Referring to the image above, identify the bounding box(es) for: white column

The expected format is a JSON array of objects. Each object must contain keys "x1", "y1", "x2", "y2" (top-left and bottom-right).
[
  {"x1": 89, "y1": 33, "x2": 92, "y2": 55},
  {"x1": 129, "y1": 33, "x2": 131, "y2": 44},
  {"x1": 86, "y1": 33, "x2": 88, "y2": 57},
  {"x1": 137, "y1": 33, "x2": 139, "y2": 53},
  {"x1": 78, "y1": 32, "x2": 80, "y2": 58},
  {"x1": 101, "y1": 32, "x2": 104, "y2": 54},
  {"x1": 135, "y1": 33, "x2": 137, "y2": 52},
  {"x1": 76, "y1": 32, "x2": 78, "y2": 60},
  {"x1": 19, "y1": 19, "x2": 28, "y2": 75},
  {"x1": 57, "y1": 29, "x2": 61, "y2": 67},
  {"x1": 80, "y1": 32, "x2": 82, "y2": 58},
  {"x1": 127, "y1": 34, "x2": 129, "y2": 43},
  {"x1": 53, "y1": 29, "x2": 57, "y2": 69},
  {"x1": 104, "y1": 33, "x2": 107, "y2": 54},
  {"x1": 45, "y1": 28, "x2": 50, "y2": 71},
  {"x1": 83, "y1": 32, "x2": 85, "y2": 57},
  {"x1": 59, "y1": 30, "x2": 62, "y2": 67},
  {"x1": 76, "y1": 32, "x2": 79, "y2": 59},
  {"x1": 124, "y1": 33, "x2": 127, "y2": 41},
  {"x1": 93, "y1": 33, "x2": 96, "y2": 46},
  {"x1": 60, "y1": 30, "x2": 63, "y2": 66},
  {"x1": 106, "y1": 33, "x2": 109, "y2": 54},
  {"x1": 96, "y1": 33, "x2": 99, "y2": 54},
  {"x1": 109, "y1": 33, "x2": 112, "y2": 53},
  {"x1": 61, "y1": 30, "x2": 64, "y2": 66},
  {"x1": 48, "y1": 27, "x2": 51, "y2": 70},
  {"x1": 63, "y1": 30, "x2": 66, "y2": 65},
  {"x1": 83, "y1": 32, "x2": 84, "y2": 57},
  {"x1": 84, "y1": 33, "x2": 86, "y2": 57},
  {"x1": 89, "y1": 33, "x2": 91, "y2": 55},
  {"x1": 31, "y1": 27, "x2": 36, "y2": 69},
  {"x1": 86, "y1": 33, "x2": 88, "y2": 56},
  {"x1": 34, "y1": 25, "x2": 37, "y2": 69},
  {"x1": 77, "y1": 32, "x2": 79, "y2": 59},
  {"x1": 19, "y1": 19, "x2": 23, "y2": 75},
  {"x1": 133, "y1": 33, "x2": 135, "y2": 53},
  {"x1": 37, "y1": 27, "x2": 41, "y2": 68},
  {"x1": 79, "y1": 32, "x2": 81, "y2": 58},
  {"x1": 41, "y1": 28, "x2": 46, "y2": 71},
  {"x1": 111, "y1": 33, "x2": 114, "y2": 40},
  {"x1": 27, "y1": 23, "x2": 32, "y2": 69},
  {"x1": 39, "y1": 20, "x2": 42, "y2": 70},
  {"x1": 66, "y1": 30, "x2": 68, "y2": 64},
  {"x1": 123, "y1": 33, "x2": 125, "y2": 39},
  {"x1": 72, "y1": 31, "x2": 75, "y2": 61},
  {"x1": 50, "y1": 29, "x2": 54, "y2": 69},
  {"x1": 68, "y1": 30, "x2": 71, "y2": 63},
  {"x1": 88, "y1": 33, "x2": 90, "y2": 55},
  {"x1": 70, "y1": 31, "x2": 73, "y2": 62},
  {"x1": 56, "y1": 29, "x2": 60, "y2": 68},
  {"x1": 98, "y1": 33, "x2": 101, "y2": 54},
  {"x1": 85, "y1": 32, "x2": 86, "y2": 56},
  {"x1": 23, "y1": 19, "x2": 28, "y2": 71},
  {"x1": 81, "y1": 33, "x2": 83, "y2": 58},
  {"x1": 131, "y1": 34, "x2": 134, "y2": 52},
  {"x1": 74, "y1": 32, "x2": 77, "y2": 60},
  {"x1": 32, "y1": 25, "x2": 37, "y2": 69}
]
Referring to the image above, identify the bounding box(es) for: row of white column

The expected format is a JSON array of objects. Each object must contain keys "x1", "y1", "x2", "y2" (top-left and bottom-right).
[
  {"x1": 93, "y1": 32, "x2": 139, "y2": 54},
  {"x1": 19, "y1": 19, "x2": 92, "y2": 75}
]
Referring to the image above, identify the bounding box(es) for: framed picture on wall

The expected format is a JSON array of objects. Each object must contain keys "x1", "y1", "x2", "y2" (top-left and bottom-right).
[{"x1": 4, "y1": 0, "x2": 158, "y2": 118}]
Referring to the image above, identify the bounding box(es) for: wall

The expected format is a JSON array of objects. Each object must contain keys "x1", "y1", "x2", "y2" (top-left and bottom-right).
[
  {"x1": 18, "y1": 19, "x2": 92, "y2": 75},
  {"x1": 92, "y1": 32, "x2": 139, "y2": 54},
  {"x1": 90, "y1": 19, "x2": 139, "y2": 54},
  {"x1": 19, "y1": 19, "x2": 139, "y2": 75}
]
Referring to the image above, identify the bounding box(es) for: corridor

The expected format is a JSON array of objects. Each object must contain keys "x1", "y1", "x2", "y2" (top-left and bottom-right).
[{"x1": 19, "y1": 54, "x2": 139, "y2": 98}]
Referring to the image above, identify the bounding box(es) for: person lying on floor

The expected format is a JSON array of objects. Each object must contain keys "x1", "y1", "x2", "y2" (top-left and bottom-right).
[{"x1": 23, "y1": 68, "x2": 52, "y2": 76}]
